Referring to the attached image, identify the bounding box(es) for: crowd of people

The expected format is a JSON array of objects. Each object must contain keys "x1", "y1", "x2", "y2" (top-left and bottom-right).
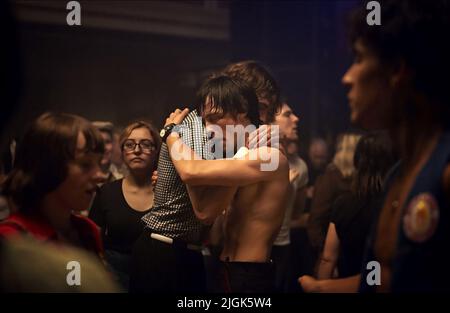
[{"x1": 0, "y1": 0, "x2": 449, "y2": 293}]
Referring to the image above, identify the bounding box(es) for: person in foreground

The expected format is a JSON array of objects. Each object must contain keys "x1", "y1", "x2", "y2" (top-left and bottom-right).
[{"x1": 343, "y1": 0, "x2": 450, "y2": 292}]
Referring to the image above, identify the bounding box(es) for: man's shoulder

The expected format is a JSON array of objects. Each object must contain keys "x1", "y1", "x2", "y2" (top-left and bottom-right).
[
  {"x1": 253, "y1": 146, "x2": 288, "y2": 162},
  {"x1": 224, "y1": 147, "x2": 287, "y2": 186},
  {"x1": 247, "y1": 146, "x2": 289, "y2": 175},
  {"x1": 180, "y1": 109, "x2": 201, "y2": 126},
  {"x1": 290, "y1": 156, "x2": 308, "y2": 171},
  {"x1": 298, "y1": 157, "x2": 308, "y2": 170},
  {"x1": 290, "y1": 156, "x2": 309, "y2": 187}
]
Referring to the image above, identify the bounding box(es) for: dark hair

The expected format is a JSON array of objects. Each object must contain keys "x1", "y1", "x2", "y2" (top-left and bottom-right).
[
  {"x1": 348, "y1": 0, "x2": 450, "y2": 124},
  {"x1": 2, "y1": 112, "x2": 104, "y2": 213},
  {"x1": 196, "y1": 75, "x2": 260, "y2": 127},
  {"x1": 119, "y1": 120, "x2": 161, "y2": 171},
  {"x1": 92, "y1": 121, "x2": 114, "y2": 139},
  {"x1": 352, "y1": 132, "x2": 396, "y2": 198},
  {"x1": 222, "y1": 60, "x2": 281, "y2": 123},
  {"x1": 1, "y1": 1, "x2": 21, "y2": 135}
]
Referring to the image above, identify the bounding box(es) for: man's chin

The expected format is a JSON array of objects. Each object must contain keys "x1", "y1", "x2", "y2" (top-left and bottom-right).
[
  {"x1": 350, "y1": 112, "x2": 365, "y2": 128},
  {"x1": 285, "y1": 133, "x2": 298, "y2": 141}
]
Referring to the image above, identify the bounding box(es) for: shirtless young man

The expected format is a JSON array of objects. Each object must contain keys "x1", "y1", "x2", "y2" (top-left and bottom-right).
[{"x1": 162, "y1": 75, "x2": 289, "y2": 292}]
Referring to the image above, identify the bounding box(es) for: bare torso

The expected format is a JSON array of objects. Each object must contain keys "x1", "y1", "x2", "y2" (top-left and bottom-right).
[{"x1": 220, "y1": 168, "x2": 289, "y2": 262}]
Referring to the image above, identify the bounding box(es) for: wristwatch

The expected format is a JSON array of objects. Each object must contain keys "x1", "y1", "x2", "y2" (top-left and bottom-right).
[{"x1": 160, "y1": 123, "x2": 177, "y2": 143}]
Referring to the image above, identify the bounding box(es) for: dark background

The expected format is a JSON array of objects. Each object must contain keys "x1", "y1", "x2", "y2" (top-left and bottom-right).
[{"x1": 5, "y1": 0, "x2": 360, "y2": 156}]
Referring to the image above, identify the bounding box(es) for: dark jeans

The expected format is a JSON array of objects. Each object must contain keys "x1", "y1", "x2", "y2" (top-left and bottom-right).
[
  {"x1": 289, "y1": 227, "x2": 316, "y2": 292},
  {"x1": 129, "y1": 228, "x2": 206, "y2": 293},
  {"x1": 104, "y1": 249, "x2": 131, "y2": 292},
  {"x1": 271, "y1": 244, "x2": 291, "y2": 293},
  {"x1": 220, "y1": 260, "x2": 275, "y2": 293}
]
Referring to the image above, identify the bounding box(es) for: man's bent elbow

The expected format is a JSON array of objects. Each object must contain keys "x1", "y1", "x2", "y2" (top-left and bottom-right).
[
  {"x1": 194, "y1": 211, "x2": 216, "y2": 225},
  {"x1": 178, "y1": 171, "x2": 193, "y2": 184},
  {"x1": 178, "y1": 163, "x2": 199, "y2": 185}
]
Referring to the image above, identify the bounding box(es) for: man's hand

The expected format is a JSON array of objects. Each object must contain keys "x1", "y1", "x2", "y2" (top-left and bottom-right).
[
  {"x1": 151, "y1": 170, "x2": 158, "y2": 190},
  {"x1": 298, "y1": 275, "x2": 321, "y2": 293},
  {"x1": 164, "y1": 108, "x2": 190, "y2": 127},
  {"x1": 299, "y1": 274, "x2": 360, "y2": 293},
  {"x1": 247, "y1": 124, "x2": 280, "y2": 149}
]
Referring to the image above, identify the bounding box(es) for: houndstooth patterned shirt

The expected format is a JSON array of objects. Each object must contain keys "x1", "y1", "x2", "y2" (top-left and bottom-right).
[{"x1": 142, "y1": 110, "x2": 213, "y2": 244}]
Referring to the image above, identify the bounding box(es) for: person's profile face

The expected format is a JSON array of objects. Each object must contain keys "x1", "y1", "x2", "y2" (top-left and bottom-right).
[
  {"x1": 274, "y1": 103, "x2": 299, "y2": 140},
  {"x1": 55, "y1": 133, "x2": 102, "y2": 213},
  {"x1": 202, "y1": 98, "x2": 250, "y2": 156},
  {"x1": 342, "y1": 40, "x2": 396, "y2": 130}
]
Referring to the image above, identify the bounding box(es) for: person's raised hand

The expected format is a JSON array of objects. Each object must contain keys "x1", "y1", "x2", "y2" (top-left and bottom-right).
[
  {"x1": 164, "y1": 108, "x2": 189, "y2": 127},
  {"x1": 151, "y1": 170, "x2": 158, "y2": 190}
]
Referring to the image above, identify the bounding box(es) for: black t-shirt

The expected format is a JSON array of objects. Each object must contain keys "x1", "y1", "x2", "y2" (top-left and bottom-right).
[
  {"x1": 330, "y1": 191, "x2": 379, "y2": 277},
  {"x1": 89, "y1": 179, "x2": 151, "y2": 254}
]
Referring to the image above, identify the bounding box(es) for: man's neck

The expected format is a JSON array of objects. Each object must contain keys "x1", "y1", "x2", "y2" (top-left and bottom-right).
[{"x1": 390, "y1": 105, "x2": 442, "y2": 170}]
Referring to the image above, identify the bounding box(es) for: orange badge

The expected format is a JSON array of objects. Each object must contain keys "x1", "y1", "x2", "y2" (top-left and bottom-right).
[{"x1": 403, "y1": 193, "x2": 439, "y2": 243}]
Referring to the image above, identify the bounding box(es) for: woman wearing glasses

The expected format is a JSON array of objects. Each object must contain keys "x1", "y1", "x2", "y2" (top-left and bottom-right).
[{"x1": 89, "y1": 121, "x2": 161, "y2": 291}]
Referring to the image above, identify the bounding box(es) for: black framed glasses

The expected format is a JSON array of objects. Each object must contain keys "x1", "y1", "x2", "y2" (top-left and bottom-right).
[{"x1": 123, "y1": 139, "x2": 156, "y2": 153}]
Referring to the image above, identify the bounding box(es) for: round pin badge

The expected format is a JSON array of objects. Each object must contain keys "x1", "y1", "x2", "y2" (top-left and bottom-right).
[{"x1": 403, "y1": 193, "x2": 439, "y2": 243}]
